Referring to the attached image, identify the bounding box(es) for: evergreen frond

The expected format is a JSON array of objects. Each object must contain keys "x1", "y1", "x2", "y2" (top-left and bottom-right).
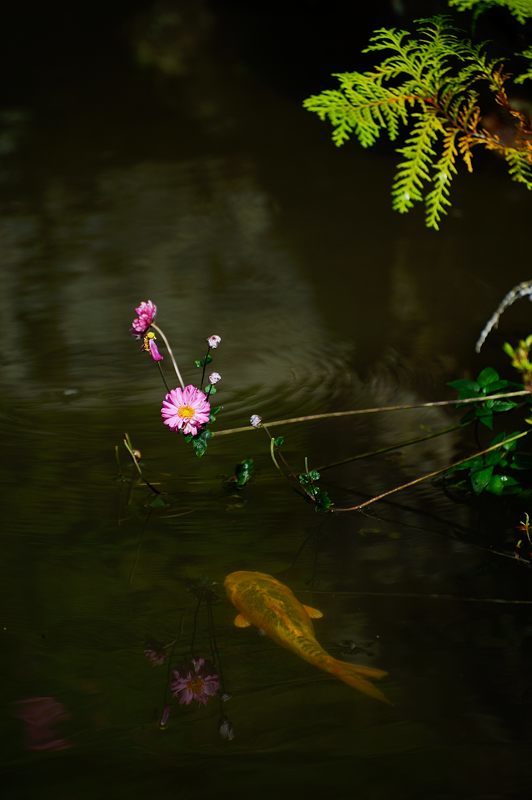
[
  {"x1": 425, "y1": 129, "x2": 460, "y2": 229},
  {"x1": 303, "y1": 15, "x2": 532, "y2": 228},
  {"x1": 504, "y1": 149, "x2": 532, "y2": 189},
  {"x1": 392, "y1": 113, "x2": 443, "y2": 212},
  {"x1": 449, "y1": 0, "x2": 532, "y2": 24},
  {"x1": 515, "y1": 47, "x2": 532, "y2": 84}
]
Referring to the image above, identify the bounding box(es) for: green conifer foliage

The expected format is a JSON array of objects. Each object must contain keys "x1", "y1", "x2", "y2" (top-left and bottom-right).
[
  {"x1": 303, "y1": 17, "x2": 532, "y2": 229},
  {"x1": 449, "y1": 0, "x2": 532, "y2": 25}
]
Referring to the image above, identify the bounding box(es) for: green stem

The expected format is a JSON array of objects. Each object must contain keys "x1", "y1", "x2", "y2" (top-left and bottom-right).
[
  {"x1": 263, "y1": 425, "x2": 282, "y2": 472},
  {"x1": 157, "y1": 361, "x2": 171, "y2": 393},
  {"x1": 189, "y1": 596, "x2": 202, "y2": 657},
  {"x1": 201, "y1": 346, "x2": 211, "y2": 388}
]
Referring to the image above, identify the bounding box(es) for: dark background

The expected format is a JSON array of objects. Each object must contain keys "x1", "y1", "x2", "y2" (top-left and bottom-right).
[{"x1": 1, "y1": 0, "x2": 530, "y2": 106}]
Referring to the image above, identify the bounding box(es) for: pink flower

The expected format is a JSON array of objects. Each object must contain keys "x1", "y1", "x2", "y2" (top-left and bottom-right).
[
  {"x1": 207, "y1": 334, "x2": 221, "y2": 349},
  {"x1": 131, "y1": 300, "x2": 157, "y2": 335},
  {"x1": 208, "y1": 372, "x2": 221, "y2": 384},
  {"x1": 170, "y1": 658, "x2": 220, "y2": 705},
  {"x1": 142, "y1": 333, "x2": 163, "y2": 362},
  {"x1": 161, "y1": 385, "x2": 211, "y2": 436},
  {"x1": 149, "y1": 339, "x2": 163, "y2": 361}
]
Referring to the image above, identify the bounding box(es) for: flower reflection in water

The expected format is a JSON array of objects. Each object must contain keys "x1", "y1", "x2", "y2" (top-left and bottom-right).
[
  {"x1": 170, "y1": 658, "x2": 220, "y2": 705},
  {"x1": 14, "y1": 696, "x2": 72, "y2": 752}
]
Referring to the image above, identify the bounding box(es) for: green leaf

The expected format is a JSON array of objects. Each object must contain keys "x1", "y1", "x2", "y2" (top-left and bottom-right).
[
  {"x1": 477, "y1": 367, "x2": 499, "y2": 387},
  {"x1": 485, "y1": 448, "x2": 506, "y2": 466},
  {"x1": 511, "y1": 453, "x2": 532, "y2": 470},
  {"x1": 477, "y1": 411, "x2": 494, "y2": 429},
  {"x1": 487, "y1": 474, "x2": 520, "y2": 496},
  {"x1": 486, "y1": 379, "x2": 511, "y2": 392},
  {"x1": 448, "y1": 378, "x2": 481, "y2": 396},
  {"x1": 194, "y1": 355, "x2": 213, "y2": 368},
  {"x1": 191, "y1": 429, "x2": 212, "y2": 458},
  {"x1": 490, "y1": 431, "x2": 520, "y2": 451},
  {"x1": 471, "y1": 466, "x2": 493, "y2": 493},
  {"x1": 149, "y1": 495, "x2": 168, "y2": 508},
  {"x1": 233, "y1": 458, "x2": 254, "y2": 487},
  {"x1": 315, "y1": 488, "x2": 334, "y2": 511},
  {"x1": 273, "y1": 436, "x2": 285, "y2": 447},
  {"x1": 491, "y1": 401, "x2": 518, "y2": 412}
]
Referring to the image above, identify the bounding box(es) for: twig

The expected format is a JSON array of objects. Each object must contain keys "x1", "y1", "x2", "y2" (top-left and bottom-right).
[
  {"x1": 123, "y1": 433, "x2": 161, "y2": 496},
  {"x1": 151, "y1": 322, "x2": 185, "y2": 390},
  {"x1": 332, "y1": 430, "x2": 530, "y2": 513},
  {"x1": 212, "y1": 389, "x2": 530, "y2": 437}
]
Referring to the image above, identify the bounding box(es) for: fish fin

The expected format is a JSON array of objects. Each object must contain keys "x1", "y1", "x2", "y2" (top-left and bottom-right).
[
  {"x1": 234, "y1": 614, "x2": 252, "y2": 628},
  {"x1": 330, "y1": 659, "x2": 391, "y2": 705},
  {"x1": 303, "y1": 604, "x2": 323, "y2": 619}
]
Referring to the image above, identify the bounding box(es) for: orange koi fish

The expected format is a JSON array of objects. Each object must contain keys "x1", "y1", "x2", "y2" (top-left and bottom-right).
[{"x1": 224, "y1": 571, "x2": 389, "y2": 703}]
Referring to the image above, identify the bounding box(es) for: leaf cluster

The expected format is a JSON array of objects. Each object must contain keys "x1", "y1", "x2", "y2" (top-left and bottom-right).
[
  {"x1": 298, "y1": 469, "x2": 334, "y2": 511},
  {"x1": 303, "y1": 16, "x2": 532, "y2": 228},
  {"x1": 449, "y1": 0, "x2": 532, "y2": 24},
  {"x1": 230, "y1": 458, "x2": 255, "y2": 487},
  {"x1": 444, "y1": 430, "x2": 532, "y2": 495},
  {"x1": 448, "y1": 366, "x2": 521, "y2": 429}
]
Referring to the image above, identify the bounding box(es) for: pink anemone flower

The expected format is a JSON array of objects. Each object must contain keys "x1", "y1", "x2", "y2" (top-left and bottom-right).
[
  {"x1": 161, "y1": 385, "x2": 211, "y2": 436},
  {"x1": 170, "y1": 658, "x2": 220, "y2": 705},
  {"x1": 131, "y1": 300, "x2": 157, "y2": 335}
]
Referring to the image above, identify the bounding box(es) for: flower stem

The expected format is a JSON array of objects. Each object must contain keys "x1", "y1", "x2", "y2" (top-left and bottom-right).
[
  {"x1": 151, "y1": 323, "x2": 185, "y2": 390},
  {"x1": 189, "y1": 596, "x2": 202, "y2": 657},
  {"x1": 332, "y1": 430, "x2": 530, "y2": 513},
  {"x1": 123, "y1": 433, "x2": 161, "y2": 496},
  {"x1": 156, "y1": 361, "x2": 171, "y2": 393},
  {"x1": 262, "y1": 424, "x2": 281, "y2": 472},
  {"x1": 201, "y1": 346, "x2": 211, "y2": 388},
  {"x1": 212, "y1": 389, "x2": 530, "y2": 437}
]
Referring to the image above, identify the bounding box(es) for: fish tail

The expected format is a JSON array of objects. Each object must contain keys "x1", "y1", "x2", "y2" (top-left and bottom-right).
[{"x1": 326, "y1": 657, "x2": 391, "y2": 704}]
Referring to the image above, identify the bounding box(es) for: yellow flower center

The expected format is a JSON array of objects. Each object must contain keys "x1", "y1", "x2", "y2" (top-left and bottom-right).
[
  {"x1": 178, "y1": 405, "x2": 195, "y2": 420},
  {"x1": 187, "y1": 676, "x2": 205, "y2": 693},
  {"x1": 142, "y1": 332, "x2": 156, "y2": 352}
]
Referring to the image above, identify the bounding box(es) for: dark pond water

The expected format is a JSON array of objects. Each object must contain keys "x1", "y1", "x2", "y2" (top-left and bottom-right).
[{"x1": 2, "y1": 3, "x2": 532, "y2": 798}]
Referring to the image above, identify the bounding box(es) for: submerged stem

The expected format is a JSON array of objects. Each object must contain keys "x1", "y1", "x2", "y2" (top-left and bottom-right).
[
  {"x1": 317, "y1": 422, "x2": 464, "y2": 472},
  {"x1": 151, "y1": 323, "x2": 185, "y2": 390}
]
